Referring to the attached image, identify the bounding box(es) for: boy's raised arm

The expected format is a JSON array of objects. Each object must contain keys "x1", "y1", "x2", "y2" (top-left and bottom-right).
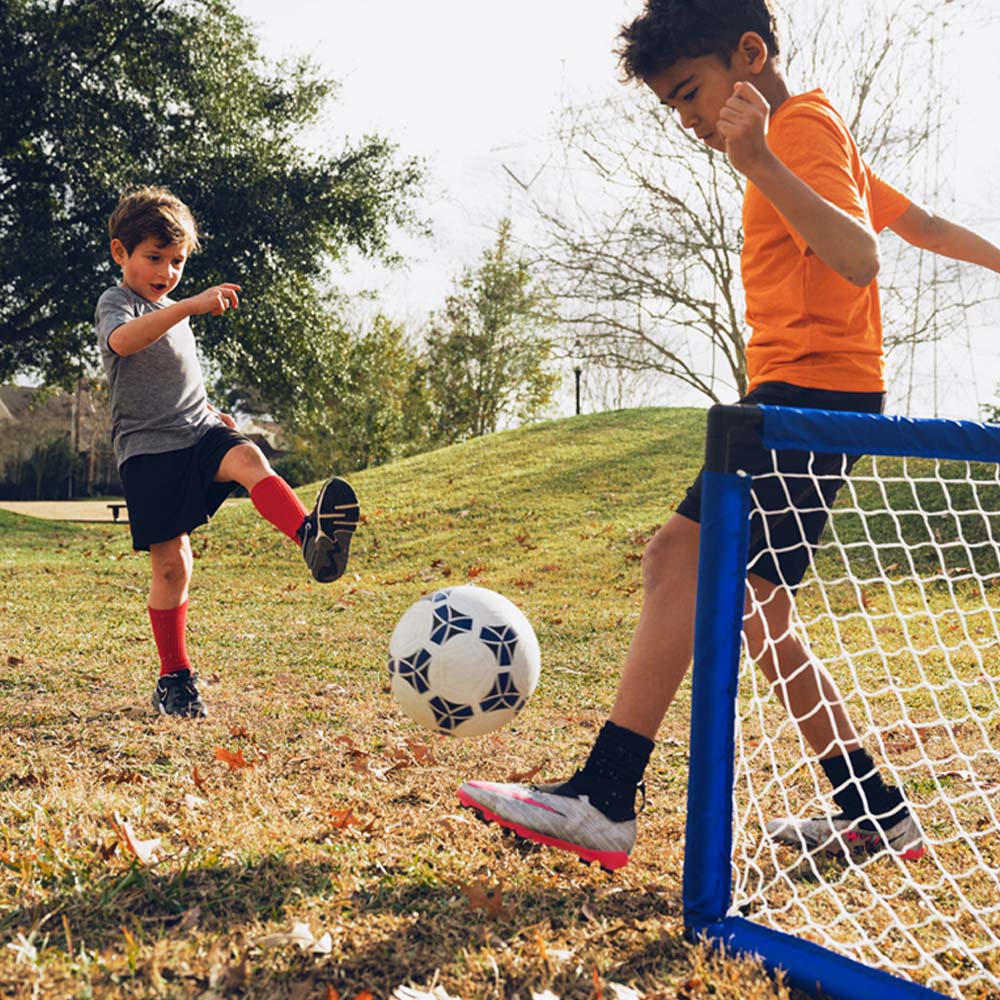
[
  {"x1": 718, "y1": 82, "x2": 880, "y2": 287},
  {"x1": 889, "y1": 203, "x2": 1000, "y2": 275},
  {"x1": 109, "y1": 283, "x2": 240, "y2": 356}
]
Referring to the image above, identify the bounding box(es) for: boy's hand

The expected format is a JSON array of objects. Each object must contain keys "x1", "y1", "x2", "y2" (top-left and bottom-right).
[
  {"x1": 207, "y1": 403, "x2": 237, "y2": 429},
  {"x1": 186, "y1": 283, "x2": 241, "y2": 317},
  {"x1": 716, "y1": 81, "x2": 771, "y2": 177}
]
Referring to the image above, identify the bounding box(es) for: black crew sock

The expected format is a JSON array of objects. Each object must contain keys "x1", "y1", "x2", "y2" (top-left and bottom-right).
[
  {"x1": 553, "y1": 720, "x2": 654, "y2": 822},
  {"x1": 821, "y1": 747, "x2": 909, "y2": 831}
]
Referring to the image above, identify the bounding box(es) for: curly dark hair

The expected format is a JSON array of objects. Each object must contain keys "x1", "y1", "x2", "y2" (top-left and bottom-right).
[{"x1": 617, "y1": 0, "x2": 780, "y2": 81}]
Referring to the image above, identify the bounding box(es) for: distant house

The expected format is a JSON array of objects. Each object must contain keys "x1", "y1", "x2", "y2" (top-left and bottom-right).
[
  {"x1": 0, "y1": 382, "x2": 118, "y2": 498},
  {"x1": 239, "y1": 417, "x2": 287, "y2": 460}
]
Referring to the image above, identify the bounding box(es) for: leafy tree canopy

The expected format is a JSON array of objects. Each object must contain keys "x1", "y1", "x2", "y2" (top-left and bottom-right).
[
  {"x1": 425, "y1": 219, "x2": 559, "y2": 441},
  {"x1": 0, "y1": 0, "x2": 423, "y2": 417}
]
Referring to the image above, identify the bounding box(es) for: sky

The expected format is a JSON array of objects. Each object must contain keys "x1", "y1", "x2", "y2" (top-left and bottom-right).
[{"x1": 232, "y1": 0, "x2": 1000, "y2": 420}]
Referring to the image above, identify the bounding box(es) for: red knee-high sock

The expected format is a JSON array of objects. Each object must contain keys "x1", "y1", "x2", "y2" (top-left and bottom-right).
[
  {"x1": 250, "y1": 474, "x2": 308, "y2": 543},
  {"x1": 149, "y1": 601, "x2": 191, "y2": 677}
]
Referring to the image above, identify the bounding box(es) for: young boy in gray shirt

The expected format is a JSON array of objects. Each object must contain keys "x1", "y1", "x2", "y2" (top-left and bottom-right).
[{"x1": 95, "y1": 186, "x2": 358, "y2": 718}]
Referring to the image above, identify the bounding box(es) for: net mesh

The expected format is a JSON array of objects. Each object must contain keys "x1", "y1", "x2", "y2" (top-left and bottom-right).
[{"x1": 733, "y1": 452, "x2": 1000, "y2": 998}]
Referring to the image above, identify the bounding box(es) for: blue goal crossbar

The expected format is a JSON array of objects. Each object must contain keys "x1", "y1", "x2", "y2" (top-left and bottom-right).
[{"x1": 682, "y1": 404, "x2": 1000, "y2": 1000}]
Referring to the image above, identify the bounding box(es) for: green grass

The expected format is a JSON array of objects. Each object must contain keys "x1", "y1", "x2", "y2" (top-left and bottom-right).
[
  {"x1": 0, "y1": 407, "x2": 808, "y2": 999},
  {"x1": 3, "y1": 406, "x2": 995, "y2": 998}
]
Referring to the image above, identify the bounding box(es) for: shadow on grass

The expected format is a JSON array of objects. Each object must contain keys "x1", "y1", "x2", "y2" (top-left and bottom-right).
[{"x1": 0, "y1": 848, "x2": 712, "y2": 996}]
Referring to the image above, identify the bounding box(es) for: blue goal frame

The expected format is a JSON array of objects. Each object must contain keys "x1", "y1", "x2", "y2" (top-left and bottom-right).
[{"x1": 683, "y1": 403, "x2": 1000, "y2": 1000}]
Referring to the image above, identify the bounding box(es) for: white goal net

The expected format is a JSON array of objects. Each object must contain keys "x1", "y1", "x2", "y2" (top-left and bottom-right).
[{"x1": 734, "y1": 450, "x2": 1000, "y2": 999}]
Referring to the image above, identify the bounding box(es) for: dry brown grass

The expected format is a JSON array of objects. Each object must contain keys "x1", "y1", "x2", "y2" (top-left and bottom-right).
[{"x1": 0, "y1": 409, "x2": 823, "y2": 998}]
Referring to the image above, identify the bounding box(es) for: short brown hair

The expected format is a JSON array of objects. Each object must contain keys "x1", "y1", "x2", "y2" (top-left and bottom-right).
[{"x1": 108, "y1": 186, "x2": 201, "y2": 254}]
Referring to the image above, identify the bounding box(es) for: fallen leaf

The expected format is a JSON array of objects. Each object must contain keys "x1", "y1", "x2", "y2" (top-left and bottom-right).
[
  {"x1": 328, "y1": 808, "x2": 365, "y2": 830},
  {"x1": 608, "y1": 983, "x2": 642, "y2": 999},
  {"x1": 507, "y1": 763, "x2": 545, "y2": 783},
  {"x1": 436, "y1": 814, "x2": 472, "y2": 835},
  {"x1": 14, "y1": 769, "x2": 48, "y2": 787},
  {"x1": 7, "y1": 656, "x2": 24, "y2": 667},
  {"x1": 460, "y1": 878, "x2": 512, "y2": 920},
  {"x1": 393, "y1": 986, "x2": 460, "y2": 1000},
  {"x1": 96, "y1": 837, "x2": 118, "y2": 860},
  {"x1": 229, "y1": 724, "x2": 253, "y2": 739},
  {"x1": 404, "y1": 739, "x2": 437, "y2": 765},
  {"x1": 256, "y1": 921, "x2": 317, "y2": 951},
  {"x1": 215, "y1": 747, "x2": 255, "y2": 770},
  {"x1": 109, "y1": 812, "x2": 161, "y2": 865},
  {"x1": 102, "y1": 769, "x2": 145, "y2": 785},
  {"x1": 192, "y1": 765, "x2": 209, "y2": 792}
]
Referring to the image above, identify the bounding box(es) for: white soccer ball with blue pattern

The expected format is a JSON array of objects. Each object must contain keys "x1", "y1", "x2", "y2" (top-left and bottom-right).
[{"x1": 388, "y1": 586, "x2": 541, "y2": 737}]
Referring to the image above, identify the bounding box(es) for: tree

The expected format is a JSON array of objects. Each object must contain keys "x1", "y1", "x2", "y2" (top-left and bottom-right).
[
  {"x1": 523, "y1": 0, "x2": 985, "y2": 412},
  {"x1": 0, "y1": 0, "x2": 423, "y2": 419},
  {"x1": 425, "y1": 220, "x2": 559, "y2": 441},
  {"x1": 283, "y1": 313, "x2": 434, "y2": 477}
]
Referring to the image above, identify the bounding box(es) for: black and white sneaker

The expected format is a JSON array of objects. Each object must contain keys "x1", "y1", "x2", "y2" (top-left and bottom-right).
[
  {"x1": 300, "y1": 477, "x2": 359, "y2": 583},
  {"x1": 152, "y1": 669, "x2": 207, "y2": 718}
]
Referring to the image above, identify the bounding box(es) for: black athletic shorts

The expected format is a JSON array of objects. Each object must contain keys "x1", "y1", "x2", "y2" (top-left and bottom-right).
[
  {"x1": 119, "y1": 425, "x2": 250, "y2": 551},
  {"x1": 676, "y1": 381, "x2": 884, "y2": 589}
]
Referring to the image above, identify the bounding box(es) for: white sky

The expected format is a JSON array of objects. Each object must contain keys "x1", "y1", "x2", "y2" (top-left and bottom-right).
[{"x1": 233, "y1": 0, "x2": 1000, "y2": 419}]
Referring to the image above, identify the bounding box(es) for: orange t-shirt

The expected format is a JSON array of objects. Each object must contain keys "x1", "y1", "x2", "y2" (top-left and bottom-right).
[{"x1": 741, "y1": 89, "x2": 910, "y2": 393}]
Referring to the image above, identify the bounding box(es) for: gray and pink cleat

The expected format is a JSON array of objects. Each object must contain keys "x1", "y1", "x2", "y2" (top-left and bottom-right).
[
  {"x1": 766, "y1": 811, "x2": 925, "y2": 860},
  {"x1": 458, "y1": 779, "x2": 635, "y2": 871}
]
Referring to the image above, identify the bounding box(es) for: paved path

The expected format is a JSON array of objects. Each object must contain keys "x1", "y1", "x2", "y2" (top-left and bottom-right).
[
  {"x1": 0, "y1": 500, "x2": 129, "y2": 523},
  {"x1": 0, "y1": 498, "x2": 250, "y2": 523}
]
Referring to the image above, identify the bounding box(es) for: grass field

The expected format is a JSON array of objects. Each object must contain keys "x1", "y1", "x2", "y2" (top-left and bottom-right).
[
  {"x1": 0, "y1": 407, "x2": 813, "y2": 999},
  {"x1": 8, "y1": 406, "x2": 990, "y2": 999}
]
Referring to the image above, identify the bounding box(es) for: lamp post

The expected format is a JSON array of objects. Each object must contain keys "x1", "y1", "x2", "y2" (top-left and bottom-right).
[{"x1": 572, "y1": 341, "x2": 583, "y2": 416}]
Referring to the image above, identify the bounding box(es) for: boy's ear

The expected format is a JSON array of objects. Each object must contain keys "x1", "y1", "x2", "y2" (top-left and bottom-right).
[
  {"x1": 737, "y1": 31, "x2": 769, "y2": 75},
  {"x1": 110, "y1": 238, "x2": 128, "y2": 265}
]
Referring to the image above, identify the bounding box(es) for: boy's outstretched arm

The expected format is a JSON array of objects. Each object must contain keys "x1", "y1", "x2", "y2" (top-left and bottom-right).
[
  {"x1": 109, "y1": 284, "x2": 240, "y2": 356},
  {"x1": 889, "y1": 203, "x2": 1000, "y2": 274}
]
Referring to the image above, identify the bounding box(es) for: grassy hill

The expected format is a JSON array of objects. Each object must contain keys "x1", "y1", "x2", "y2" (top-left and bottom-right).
[{"x1": 0, "y1": 407, "x2": 818, "y2": 999}]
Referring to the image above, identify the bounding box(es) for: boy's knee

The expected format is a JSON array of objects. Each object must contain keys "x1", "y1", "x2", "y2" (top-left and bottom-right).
[
  {"x1": 151, "y1": 538, "x2": 192, "y2": 585},
  {"x1": 224, "y1": 443, "x2": 273, "y2": 484},
  {"x1": 641, "y1": 518, "x2": 698, "y2": 593}
]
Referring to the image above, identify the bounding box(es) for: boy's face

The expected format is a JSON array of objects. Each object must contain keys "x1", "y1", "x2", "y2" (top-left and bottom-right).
[
  {"x1": 111, "y1": 236, "x2": 189, "y2": 303},
  {"x1": 644, "y1": 34, "x2": 767, "y2": 153}
]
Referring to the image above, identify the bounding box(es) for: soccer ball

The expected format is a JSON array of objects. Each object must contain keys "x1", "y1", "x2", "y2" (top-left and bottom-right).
[{"x1": 387, "y1": 586, "x2": 541, "y2": 737}]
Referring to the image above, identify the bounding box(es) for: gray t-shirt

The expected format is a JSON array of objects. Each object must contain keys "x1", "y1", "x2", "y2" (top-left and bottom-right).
[{"x1": 95, "y1": 284, "x2": 221, "y2": 468}]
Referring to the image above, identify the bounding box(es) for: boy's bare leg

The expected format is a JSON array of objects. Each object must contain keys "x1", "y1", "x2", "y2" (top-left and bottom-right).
[
  {"x1": 744, "y1": 575, "x2": 861, "y2": 757},
  {"x1": 609, "y1": 519, "x2": 861, "y2": 753},
  {"x1": 608, "y1": 513, "x2": 701, "y2": 740},
  {"x1": 149, "y1": 533, "x2": 193, "y2": 609}
]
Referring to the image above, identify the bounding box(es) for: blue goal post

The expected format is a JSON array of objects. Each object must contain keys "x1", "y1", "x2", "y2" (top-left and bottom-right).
[{"x1": 682, "y1": 403, "x2": 1000, "y2": 1000}]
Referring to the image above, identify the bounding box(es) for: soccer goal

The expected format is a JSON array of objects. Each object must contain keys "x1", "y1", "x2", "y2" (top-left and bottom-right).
[{"x1": 683, "y1": 403, "x2": 1000, "y2": 1000}]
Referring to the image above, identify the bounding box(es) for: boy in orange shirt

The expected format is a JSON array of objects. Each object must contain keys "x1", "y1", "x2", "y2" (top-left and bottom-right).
[{"x1": 459, "y1": 0, "x2": 1000, "y2": 870}]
